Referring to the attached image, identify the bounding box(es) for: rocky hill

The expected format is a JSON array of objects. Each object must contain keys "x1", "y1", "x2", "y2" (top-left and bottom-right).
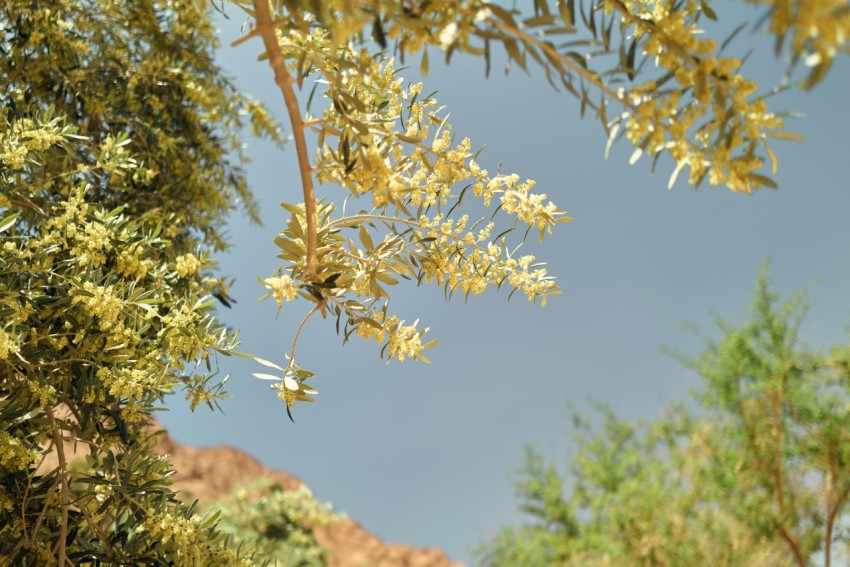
[{"x1": 151, "y1": 424, "x2": 462, "y2": 567}]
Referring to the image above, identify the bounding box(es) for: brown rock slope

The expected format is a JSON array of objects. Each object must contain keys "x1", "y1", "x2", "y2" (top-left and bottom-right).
[{"x1": 151, "y1": 425, "x2": 462, "y2": 567}]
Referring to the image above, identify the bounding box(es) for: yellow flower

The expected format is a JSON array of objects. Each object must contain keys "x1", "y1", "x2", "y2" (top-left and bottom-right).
[
  {"x1": 174, "y1": 253, "x2": 201, "y2": 278},
  {"x1": 263, "y1": 274, "x2": 299, "y2": 307}
]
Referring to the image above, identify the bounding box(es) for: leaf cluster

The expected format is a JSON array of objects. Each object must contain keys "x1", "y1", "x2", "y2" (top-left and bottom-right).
[
  {"x1": 207, "y1": 478, "x2": 342, "y2": 567},
  {"x1": 230, "y1": 0, "x2": 838, "y2": 192}
]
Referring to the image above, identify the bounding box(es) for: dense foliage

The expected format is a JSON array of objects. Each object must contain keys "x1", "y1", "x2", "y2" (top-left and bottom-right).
[
  {"x1": 209, "y1": 478, "x2": 341, "y2": 567},
  {"x1": 0, "y1": 0, "x2": 277, "y2": 563},
  {"x1": 477, "y1": 268, "x2": 850, "y2": 566}
]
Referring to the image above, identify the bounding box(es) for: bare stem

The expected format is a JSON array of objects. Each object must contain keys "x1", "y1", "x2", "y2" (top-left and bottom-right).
[
  {"x1": 824, "y1": 460, "x2": 850, "y2": 567},
  {"x1": 777, "y1": 525, "x2": 806, "y2": 567},
  {"x1": 230, "y1": 15, "x2": 289, "y2": 47},
  {"x1": 47, "y1": 410, "x2": 71, "y2": 567},
  {"x1": 251, "y1": 0, "x2": 318, "y2": 281},
  {"x1": 285, "y1": 304, "x2": 323, "y2": 374}
]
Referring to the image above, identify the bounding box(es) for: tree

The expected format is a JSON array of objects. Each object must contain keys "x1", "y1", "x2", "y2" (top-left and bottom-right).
[
  {"x1": 0, "y1": 0, "x2": 279, "y2": 563},
  {"x1": 1, "y1": 0, "x2": 847, "y2": 564},
  {"x1": 222, "y1": 0, "x2": 847, "y2": 415},
  {"x1": 476, "y1": 266, "x2": 850, "y2": 566}
]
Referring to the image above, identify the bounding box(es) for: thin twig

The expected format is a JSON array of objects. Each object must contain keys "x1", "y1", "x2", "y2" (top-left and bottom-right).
[
  {"x1": 285, "y1": 304, "x2": 323, "y2": 374},
  {"x1": 230, "y1": 16, "x2": 289, "y2": 47},
  {"x1": 777, "y1": 524, "x2": 807, "y2": 567},
  {"x1": 251, "y1": 0, "x2": 318, "y2": 280},
  {"x1": 824, "y1": 463, "x2": 850, "y2": 567}
]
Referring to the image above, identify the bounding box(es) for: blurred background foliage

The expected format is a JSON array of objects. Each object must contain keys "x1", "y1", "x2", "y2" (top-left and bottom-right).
[{"x1": 477, "y1": 266, "x2": 850, "y2": 566}]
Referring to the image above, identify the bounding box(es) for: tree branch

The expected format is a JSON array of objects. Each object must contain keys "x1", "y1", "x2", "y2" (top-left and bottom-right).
[
  {"x1": 824, "y1": 455, "x2": 850, "y2": 567},
  {"x1": 770, "y1": 372, "x2": 806, "y2": 567},
  {"x1": 230, "y1": 15, "x2": 289, "y2": 47},
  {"x1": 777, "y1": 524, "x2": 807, "y2": 567},
  {"x1": 47, "y1": 410, "x2": 71, "y2": 567},
  {"x1": 285, "y1": 304, "x2": 323, "y2": 374},
  {"x1": 251, "y1": 0, "x2": 318, "y2": 281}
]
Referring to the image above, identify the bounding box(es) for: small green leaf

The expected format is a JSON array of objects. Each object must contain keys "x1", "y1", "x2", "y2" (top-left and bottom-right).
[
  {"x1": 748, "y1": 173, "x2": 778, "y2": 189},
  {"x1": 359, "y1": 225, "x2": 375, "y2": 251},
  {"x1": 522, "y1": 15, "x2": 558, "y2": 27},
  {"x1": 764, "y1": 141, "x2": 778, "y2": 175},
  {"x1": 557, "y1": 0, "x2": 575, "y2": 26},
  {"x1": 375, "y1": 272, "x2": 399, "y2": 285},
  {"x1": 0, "y1": 213, "x2": 19, "y2": 233},
  {"x1": 768, "y1": 131, "x2": 805, "y2": 142}
]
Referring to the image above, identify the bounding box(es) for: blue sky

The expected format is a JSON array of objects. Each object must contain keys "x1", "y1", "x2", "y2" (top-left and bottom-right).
[{"x1": 159, "y1": 5, "x2": 850, "y2": 564}]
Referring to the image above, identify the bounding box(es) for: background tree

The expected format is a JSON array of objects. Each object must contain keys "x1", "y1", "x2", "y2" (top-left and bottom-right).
[
  {"x1": 208, "y1": 478, "x2": 341, "y2": 566},
  {"x1": 476, "y1": 266, "x2": 850, "y2": 566}
]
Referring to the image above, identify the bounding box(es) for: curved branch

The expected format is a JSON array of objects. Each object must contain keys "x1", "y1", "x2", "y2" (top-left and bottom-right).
[
  {"x1": 251, "y1": 0, "x2": 318, "y2": 280},
  {"x1": 285, "y1": 303, "x2": 323, "y2": 374},
  {"x1": 777, "y1": 524, "x2": 806, "y2": 567}
]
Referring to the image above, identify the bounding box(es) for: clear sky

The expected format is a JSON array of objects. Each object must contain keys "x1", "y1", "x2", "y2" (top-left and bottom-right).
[{"x1": 159, "y1": 5, "x2": 850, "y2": 564}]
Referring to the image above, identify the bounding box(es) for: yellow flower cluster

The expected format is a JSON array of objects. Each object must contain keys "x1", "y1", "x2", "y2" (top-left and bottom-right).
[
  {"x1": 96, "y1": 366, "x2": 158, "y2": 402},
  {"x1": 158, "y1": 305, "x2": 204, "y2": 362},
  {"x1": 752, "y1": 0, "x2": 850, "y2": 73},
  {"x1": 472, "y1": 165, "x2": 570, "y2": 238},
  {"x1": 0, "y1": 328, "x2": 19, "y2": 361},
  {"x1": 96, "y1": 134, "x2": 136, "y2": 175},
  {"x1": 38, "y1": 187, "x2": 121, "y2": 268},
  {"x1": 174, "y1": 253, "x2": 202, "y2": 278},
  {"x1": 415, "y1": 215, "x2": 559, "y2": 305},
  {"x1": 312, "y1": 50, "x2": 571, "y2": 232},
  {"x1": 312, "y1": 53, "x2": 427, "y2": 207},
  {"x1": 3, "y1": 183, "x2": 239, "y2": 421},
  {"x1": 254, "y1": 359, "x2": 318, "y2": 409},
  {"x1": 72, "y1": 282, "x2": 124, "y2": 332},
  {"x1": 26, "y1": 380, "x2": 56, "y2": 407},
  {"x1": 387, "y1": 318, "x2": 425, "y2": 362},
  {"x1": 0, "y1": 431, "x2": 39, "y2": 472},
  {"x1": 276, "y1": 383, "x2": 298, "y2": 407},
  {"x1": 603, "y1": 0, "x2": 786, "y2": 192},
  {"x1": 263, "y1": 274, "x2": 299, "y2": 308},
  {"x1": 44, "y1": 186, "x2": 89, "y2": 233},
  {"x1": 261, "y1": 32, "x2": 571, "y2": 380},
  {"x1": 139, "y1": 512, "x2": 219, "y2": 567},
  {"x1": 355, "y1": 314, "x2": 429, "y2": 362},
  {"x1": 116, "y1": 243, "x2": 150, "y2": 279},
  {"x1": 0, "y1": 115, "x2": 66, "y2": 171},
  {"x1": 81, "y1": 484, "x2": 115, "y2": 525},
  {"x1": 73, "y1": 216, "x2": 113, "y2": 268},
  {"x1": 0, "y1": 491, "x2": 14, "y2": 514}
]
